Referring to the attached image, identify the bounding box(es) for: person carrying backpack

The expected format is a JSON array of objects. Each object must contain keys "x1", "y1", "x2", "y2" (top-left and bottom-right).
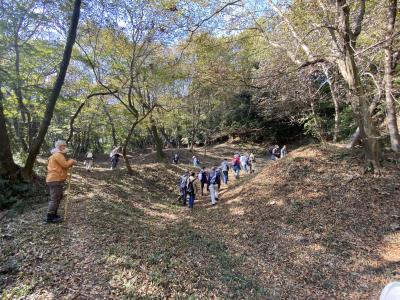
[
  {"x1": 110, "y1": 146, "x2": 122, "y2": 170},
  {"x1": 221, "y1": 159, "x2": 229, "y2": 184},
  {"x1": 187, "y1": 172, "x2": 198, "y2": 209},
  {"x1": 198, "y1": 166, "x2": 208, "y2": 196},
  {"x1": 178, "y1": 170, "x2": 189, "y2": 206},
  {"x1": 232, "y1": 154, "x2": 241, "y2": 179},
  {"x1": 45, "y1": 140, "x2": 77, "y2": 224},
  {"x1": 208, "y1": 167, "x2": 220, "y2": 205},
  {"x1": 271, "y1": 145, "x2": 280, "y2": 160},
  {"x1": 172, "y1": 153, "x2": 180, "y2": 164},
  {"x1": 85, "y1": 150, "x2": 94, "y2": 172}
]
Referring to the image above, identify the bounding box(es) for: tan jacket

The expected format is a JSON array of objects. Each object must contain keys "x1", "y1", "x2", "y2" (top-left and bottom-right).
[{"x1": 46, "y1": 152, "x2": 74, "y2": 183}]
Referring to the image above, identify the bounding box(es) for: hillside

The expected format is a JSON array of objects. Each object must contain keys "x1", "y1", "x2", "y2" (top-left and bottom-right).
[{"x1": 1, "y1": 144, "x2": 400, "y2": 299}]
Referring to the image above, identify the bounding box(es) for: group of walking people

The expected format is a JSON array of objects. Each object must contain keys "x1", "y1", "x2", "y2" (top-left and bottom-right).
[
  {"x1": 269, "y1": 144, "x2": 287, "y2": 160},
  {"x1": 176, "y1": 152, "x2": 255, "y2": 210}
]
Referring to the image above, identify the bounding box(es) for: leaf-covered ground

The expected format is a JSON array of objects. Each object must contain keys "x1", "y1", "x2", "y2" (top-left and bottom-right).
[{"x1": 1, "y1": 143, "x2": 400, "y2": 299}]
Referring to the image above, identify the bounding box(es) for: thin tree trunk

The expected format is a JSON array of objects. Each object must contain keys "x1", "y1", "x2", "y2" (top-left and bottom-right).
[
  {"x1": 0, "y1": 85, "x2": 19, "y2": 179},
  {"x1": 149, "y1": 117, "x2": 165, "y2": 161},
  {"x1": 13, "y1": 118, "x2": 28, "y2": 152},
  {"x1": 103, "y1": 103, "x2": 118, "y2": 146},
  {"x1": 13, "y1": 37, "x2": 31, "y2": 151},
  {"x1": 323, "y1": 66, "x2": 341, "y2": 143},
  {"x1": 384, "y1": 0, "x2": 400, "y2": 152},
  {"x1": 23, "y1": 0, "x2": 82, "y2": 178}
]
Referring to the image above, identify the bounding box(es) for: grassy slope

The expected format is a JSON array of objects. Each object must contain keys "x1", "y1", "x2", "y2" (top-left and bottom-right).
[{"x1": 1, "y1": 144, "x2": 400, "y2": 299}]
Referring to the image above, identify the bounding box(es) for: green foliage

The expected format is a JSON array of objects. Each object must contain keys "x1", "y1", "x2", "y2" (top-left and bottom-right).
[
  {"x1": 0, "y1": 178, "x2": 34, "y2": 210},
  {"x1": 339, "y1": 105, "x2": 358, "y2": 139}
]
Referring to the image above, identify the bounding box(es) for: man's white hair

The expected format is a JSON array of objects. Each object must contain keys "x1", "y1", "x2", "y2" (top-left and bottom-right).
[{"x1": 55, "y1": 140, "x2": 67, "y2": 148}]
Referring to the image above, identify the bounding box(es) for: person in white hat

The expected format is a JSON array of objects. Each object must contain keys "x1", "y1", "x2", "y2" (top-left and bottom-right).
[{"x1": 45, "y1": 140, "x2": 76, "y2": 223}]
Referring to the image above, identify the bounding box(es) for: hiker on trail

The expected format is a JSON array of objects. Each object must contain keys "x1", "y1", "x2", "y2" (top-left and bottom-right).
[
  {"x1": 198, "y1": 166, "x2": 208, "y2": 196},
  {"x1": 232, "y1": 154, "x2": 241, "y2": 179},
  {"x1": 45, "y1": 140, "x2": 76, "y2": 224},
  {"x1": 178, "y1": 170, "x2": 189, "y2": 206},
  {"x1": 192, "y1": 156, "x2": 200, "y2": 168},
  {"x1": 172, "y1": 153, "x2": 180, "y2": 164},
  {"x1": 280, "y1": 145, "x2": 287, "y2": 158},
  {"x1": 216, "y1": 167, "x2": 222, "y2": 190},
  {"x1": 208, "y1": 167, "x2": 220, "y2": 205},
  {"x1": 110, "y1": 146, "x2": 122, "y2": 170},
  {"x1": 187, "y1": 172, "x2": 198, "y2": 210},
  {"x1": 240, "y1": 154, "x2": 249, "y2": 173},
  {"x1": 271, "y1": 145, "x2": 280, "y2": 161},
  {"x1": 249, "y1": 153, "x2": 255, "y2": 173},
  {"x1": 85, "y1": 150, "x2": 94, "y2": 172},
  {"x1": 221, "y1": 159, "x2": 230, "y2": 184}
]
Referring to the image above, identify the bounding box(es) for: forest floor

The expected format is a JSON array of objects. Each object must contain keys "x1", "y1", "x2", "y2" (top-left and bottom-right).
[{"x1": 1, "y1": 143, "x2": 400, "y2": 299}]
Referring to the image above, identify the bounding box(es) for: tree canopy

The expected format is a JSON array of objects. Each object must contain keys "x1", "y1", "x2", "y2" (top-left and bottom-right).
[{"x1": 1, "y1": 0, "x2": 399, "y2": 179}]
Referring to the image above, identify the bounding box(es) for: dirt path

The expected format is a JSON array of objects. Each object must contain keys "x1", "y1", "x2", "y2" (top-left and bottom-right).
[{"x1": 2, "y1": 144, "x2": 399, "y2": 299}]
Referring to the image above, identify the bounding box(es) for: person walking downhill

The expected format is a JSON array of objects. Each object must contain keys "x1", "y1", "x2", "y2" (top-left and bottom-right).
[
  {"x1": 232, "y1": 154, "x2": 241, "y2": 179},
  {"x1": 208, "y1": 167, "x2": 220, "y2": 205},
  {"x1": 45, "y1": 140, "x2": 76, "y2": 224},
  {"x1": 198, "y1": 166, "x2": 208, "y2": 196},
  {"x1": 221, "y1": 159, "x2": 229, "y2": 184},
  {"x1": 187, "y1": 172, "x2": 198, "y2": 210},
  {"x1": 110, "y1": 146, "x2": 122, "y2": 170},
  {"x1": 85, "y1": 150, "x2": 94, "y2": 172},
  {"x1": 178, "y1": 170, "x2": 189, "y2": 206}
]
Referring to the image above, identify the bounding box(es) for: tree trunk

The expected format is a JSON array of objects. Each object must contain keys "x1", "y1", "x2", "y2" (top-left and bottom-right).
[
  {"x1": 323, "y1": 66, "x2": 341, "y2": 143},
  {"x1": 149, "y1": 116, "x2": 165, "y2": 161},
  {"x1": 336, "y1": 1, "x2": 381, "y2": 169},
  {"x1": 22, "y1": 0, "x2": 82, "y2": 178},
  {"x1": 123, "y1": 120, "x2": 138, "y2": 175},
  {"x1": 384, "y1": 0, "x2": 400, "y2": 152},
  {"x1": 0, "y1": 85, "x2": 20, "y2": 179},
  {"x1": 13, "y1": 37, "x2": 31, "y2": 151},
  {"x1": 347, "y1": 91, "x2": 382, "y2": 148}
]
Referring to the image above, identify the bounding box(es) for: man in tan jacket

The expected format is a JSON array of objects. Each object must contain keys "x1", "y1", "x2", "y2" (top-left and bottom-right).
[{"x1": 45, "y1": 140, "x2": 76, "y2": 223}]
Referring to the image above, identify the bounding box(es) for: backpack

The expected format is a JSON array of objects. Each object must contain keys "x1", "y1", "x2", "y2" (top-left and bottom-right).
[
  {"x1": 210, "y1": 171, "x2": 220, "y2": 184},
  {"x1": 180, "y1": 175, "x2": 188, "y2": 189},
  {"x1": 187, "y1": 179, "x2": 194, "y2": 193},
  {"x1": 233, "y1": 156, "x2": 240, "y2": 166},
  {"x1": 199, "y1": 170, "x2": 207, "y2": 182}
]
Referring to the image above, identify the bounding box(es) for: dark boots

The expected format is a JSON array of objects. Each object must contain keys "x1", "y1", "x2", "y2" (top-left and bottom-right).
[{"x1": 44, "y1": 214, "x2": 63, "y2": 224}]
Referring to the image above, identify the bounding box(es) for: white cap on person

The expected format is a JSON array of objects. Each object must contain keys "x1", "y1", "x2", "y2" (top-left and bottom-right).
[
  {"x1": 55, "y1": 140, "x2": 67, "y2": 148},
  {"x1": 380, "y1": 282, "x2": 400, "y2": 300}
]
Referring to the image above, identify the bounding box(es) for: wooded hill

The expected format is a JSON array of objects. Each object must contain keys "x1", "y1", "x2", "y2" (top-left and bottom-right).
[{"x1": 1, "y1": 0, "x2": 400, "y2": 186}]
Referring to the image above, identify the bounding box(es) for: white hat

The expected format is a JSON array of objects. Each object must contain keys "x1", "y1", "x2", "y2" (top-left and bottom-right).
[
  {"x1": 380, "y1": 282, "x2": 400, "y2": 300},
  {"x1": 54, "y1": 140, "x2": 67, "y2": 148}
]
